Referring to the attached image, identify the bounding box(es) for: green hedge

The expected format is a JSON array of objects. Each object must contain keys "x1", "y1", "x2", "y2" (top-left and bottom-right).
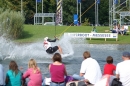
[{"x1": 0, "y1": 9, "x2": 25, "y2": 39}]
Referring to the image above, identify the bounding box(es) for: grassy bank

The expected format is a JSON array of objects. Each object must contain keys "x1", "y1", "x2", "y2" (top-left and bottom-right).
[{"x1": 15, "y1": 25, "x2": 130, "y2": 44}]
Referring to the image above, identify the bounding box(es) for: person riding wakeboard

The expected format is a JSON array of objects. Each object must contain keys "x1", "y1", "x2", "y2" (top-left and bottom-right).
[{"x1": 43, "y1": 36, "x2": 63, "y2": 54}]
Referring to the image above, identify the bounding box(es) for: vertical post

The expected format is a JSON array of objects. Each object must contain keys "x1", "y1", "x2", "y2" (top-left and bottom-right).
[
  {"x1": 61, "y1": 0, "x2": 63, "y2": 25},
  {"x1": 95, "y1": 0, "x2": 98, "y2": 26},
  {"x1": 120, "y1": 15, "x2": 121, "y2": 27},
  {"x1": 113, "y1": 0, "x2": 115, "y2": 20},
  {"x1": 95, "y1": 0, "x2": 96, "y2": 26},
  {"x1": 36, "y1": 0, "x2": 37, "y2": 25},
  {"x1": 42, "y1": 0, "x2": 43, "y2": 14},
  {"x1": 97, "y1": 2, "x2": 98, "y2": 26},
  {"x1": 109, "y1": 0, "x2": 110, "y2": 27},
  {"x1": 111, "y1": 0, "x2": 113, "y2": 29},
  {"x1": 21, "y1": 0, "x2": 23, "y2": 15},
  {"x1": 42, "y1": 0, "x2": 43, "y2": 25},
  {"x1": 109, "y1": 0, "x2": 113, "y2": 28},
  {"x1": 129, "y1": 0, "x2": 130, "y2": 11},
  {"x1": 77, "y1": 0, "x2": 78, "y2": 15},
  {"x1": 80, "y1": 2, "x2": 81, "y2": 24}
]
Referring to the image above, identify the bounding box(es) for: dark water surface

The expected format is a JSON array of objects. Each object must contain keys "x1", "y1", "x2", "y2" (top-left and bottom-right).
[{"x1": 1, "y1": 44, "x2": 129, "y2": 79}]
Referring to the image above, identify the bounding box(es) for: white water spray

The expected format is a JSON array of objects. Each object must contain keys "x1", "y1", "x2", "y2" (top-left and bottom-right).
[{"x1": 0, "y1": 35, "x2": 74, "y2": 61}]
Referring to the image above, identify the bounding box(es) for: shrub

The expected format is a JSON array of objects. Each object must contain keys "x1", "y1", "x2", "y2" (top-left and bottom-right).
[
  {"x1": 82, "y1": 18, "x2": 90, "y2": 26},
  {"x1": 0, "y1": 9, "x2": 25, "y2": 39}
]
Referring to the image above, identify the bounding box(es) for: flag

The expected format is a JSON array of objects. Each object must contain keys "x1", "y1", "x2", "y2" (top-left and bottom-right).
[
  {"x1": 37, "y1": 0, "x2": 41, "y2": 3},
  {"x1": 74, "y1": 14, "x2": 78, "y2": 25},
  {"x1": 114, "y1": 0, "x2": 118, "y2": 4},
  {"x1": 78, "y1": 0, "x2": 81, "y2": 3},
  {"x1": 97, "y1": 0, "x2": 100, "y2": 4}
]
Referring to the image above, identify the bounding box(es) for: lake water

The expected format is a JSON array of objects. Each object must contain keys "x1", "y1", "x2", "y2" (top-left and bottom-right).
[{"x1": 0, "y1": 36, "x2": 129, "y2": 79}]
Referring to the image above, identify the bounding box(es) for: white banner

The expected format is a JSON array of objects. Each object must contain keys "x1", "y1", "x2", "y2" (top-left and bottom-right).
[{"x1": 64, "y1": 33, "x2": 118, "y2": 39}]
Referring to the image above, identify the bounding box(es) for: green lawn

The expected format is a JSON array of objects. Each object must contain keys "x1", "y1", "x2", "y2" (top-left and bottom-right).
[{"x1": 15, "y1": 25, "x2": 130, "y2": 44}]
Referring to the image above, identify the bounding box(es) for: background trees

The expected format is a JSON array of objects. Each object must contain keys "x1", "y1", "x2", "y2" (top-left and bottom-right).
[{"x1": 0, "y1": 0, "x2": 129, "y2": 25}]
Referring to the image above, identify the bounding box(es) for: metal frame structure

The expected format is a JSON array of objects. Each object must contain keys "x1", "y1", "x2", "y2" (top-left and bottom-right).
[
  {"x1": 34, "y1": 0, "x2": 63, "y2": 25},
  {"x1": 120, "y1": 11, "x2": 130, "y2": 26},
  {"x1": 34, "y1": 13, "x2": 55, "y2": 25},
  {"x1": 109, "y1": 0, "x2": 130, "y2": 29}
]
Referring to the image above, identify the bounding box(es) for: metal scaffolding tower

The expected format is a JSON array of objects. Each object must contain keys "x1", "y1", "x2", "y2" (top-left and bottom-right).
[{"x1": 109, "y1": 0, "x2": 130, "y2": 29}]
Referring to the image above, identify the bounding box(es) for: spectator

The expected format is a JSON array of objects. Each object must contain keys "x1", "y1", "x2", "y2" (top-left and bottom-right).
[
  {"x1": 103, "y1": 56, "x2": 116, "y2": 75},
  {"x1": 22, "y1": 59, "x2": 42, "y2": 86},
  {"x1": 91, "y1": 26, "x2": 97, "y2": 33},
  {"x1": 124, "y1": 23, "x2": 129, "y2": 32},
  {"x1": 119, "y1": 25, "x2": 127, "y2": 35},
  {"x1": 116, "y1": 51, "x2": 130, "y2": 86},
  {"x1": 0, "y1": 64, "x2": 4, "y2": 86},
  {"x1": 5, "y1": 60, "x2": 23, "y2": 86},
  {"x1": 49, "y1": 53, "x2": 67, "y2": 86},
  {"x1": 72, "y1": 51, "x2": 102, "y2": 85}
]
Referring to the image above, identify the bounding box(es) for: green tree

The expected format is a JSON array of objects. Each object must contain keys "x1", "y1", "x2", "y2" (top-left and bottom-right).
[
  {"x1": 99, "y1": 0, "x2": 109, "y2": 25},
  {"x1": 63, "y1": 0, "x2": 77, "y2": 25}
]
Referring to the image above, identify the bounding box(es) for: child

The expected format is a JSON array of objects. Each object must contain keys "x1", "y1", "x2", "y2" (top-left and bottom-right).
[
  {"x1": 22, "y1": 59, "x2": 42, "y2": 86},
  {"x1": 5, "y1": 61, "x2": 23, "y2": 86},
  {"x1": 103, "y1": 56, "x2": 116, "y2": 75}
]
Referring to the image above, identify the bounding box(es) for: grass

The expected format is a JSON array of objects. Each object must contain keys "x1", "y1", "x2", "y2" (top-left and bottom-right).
[{"x1": 15, "y1": 25, "x2": 130, "y2": 44}]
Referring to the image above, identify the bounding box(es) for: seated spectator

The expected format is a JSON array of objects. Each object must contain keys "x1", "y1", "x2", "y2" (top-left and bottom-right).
[
  {"x1": 116, "y1": 51, "x2": 130, "y2": 86},
  {"x1": 0, "y1": 64, "x2": 4, "y2": 86},
  {"x1": 119, "y1": 25, "x2": 126, "y2": 35},
  {"x1": 49, "y1": 53, "x2": 67, "y2": 86},
  {"x1": 124, "y1": 24, "x2": 129, "y2": 32},
  {"x1": 103, "y1": 56, "x2": 116, "y2": 75},
  {"x1": 72, "y1": 51, "x2": 102, "y2": 85},
  {"x1": 5, "y1": 60, "x2": 23, "y2": 86},
  {"x1": 112, "y1": 25, "x2": 118, "y2": 33},
  {"x1": 22, "y1": 59, "x2": 42, "y2": 86},
  {"x1": 91, "y1": 26, "x2": 97, "y2": 33}
]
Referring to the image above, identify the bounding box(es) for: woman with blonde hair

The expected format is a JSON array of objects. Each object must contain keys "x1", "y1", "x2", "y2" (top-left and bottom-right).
[
  {"x1": 22, "y1": 59, "x2": 42, "y2": 86},
  {"x1": 5, "y1": 60, "x2": 22, "y2": 86}
]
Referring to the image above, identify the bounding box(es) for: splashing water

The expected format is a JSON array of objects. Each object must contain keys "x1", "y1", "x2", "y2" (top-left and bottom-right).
[{"x1": 0, "y1": 35, "x2": 74, "y2": 62}]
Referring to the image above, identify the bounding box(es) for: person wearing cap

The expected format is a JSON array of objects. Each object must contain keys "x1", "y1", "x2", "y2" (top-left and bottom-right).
[
  {"x1": 116, "y1": 51, "x2": 130, "y2": 86},
  {"x1": 43, "y1": 37, "x2": 63, "y2": 54}
]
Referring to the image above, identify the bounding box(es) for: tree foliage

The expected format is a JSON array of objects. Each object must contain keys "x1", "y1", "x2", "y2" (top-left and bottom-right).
[{"x1": 0, "y1": 0, "x2": 129, "y2": 25}]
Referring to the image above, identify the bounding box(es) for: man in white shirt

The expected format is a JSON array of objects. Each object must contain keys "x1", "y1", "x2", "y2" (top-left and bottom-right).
[
  {"x1": 116, "y1": 51, "x2": 130, "y2": 86},
  {"x1": 72, "y1": 51, "x2": 102, "y2": 85},
  {"x1": 0, "y1": 64, "x2": 4, "y2": 86}
]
